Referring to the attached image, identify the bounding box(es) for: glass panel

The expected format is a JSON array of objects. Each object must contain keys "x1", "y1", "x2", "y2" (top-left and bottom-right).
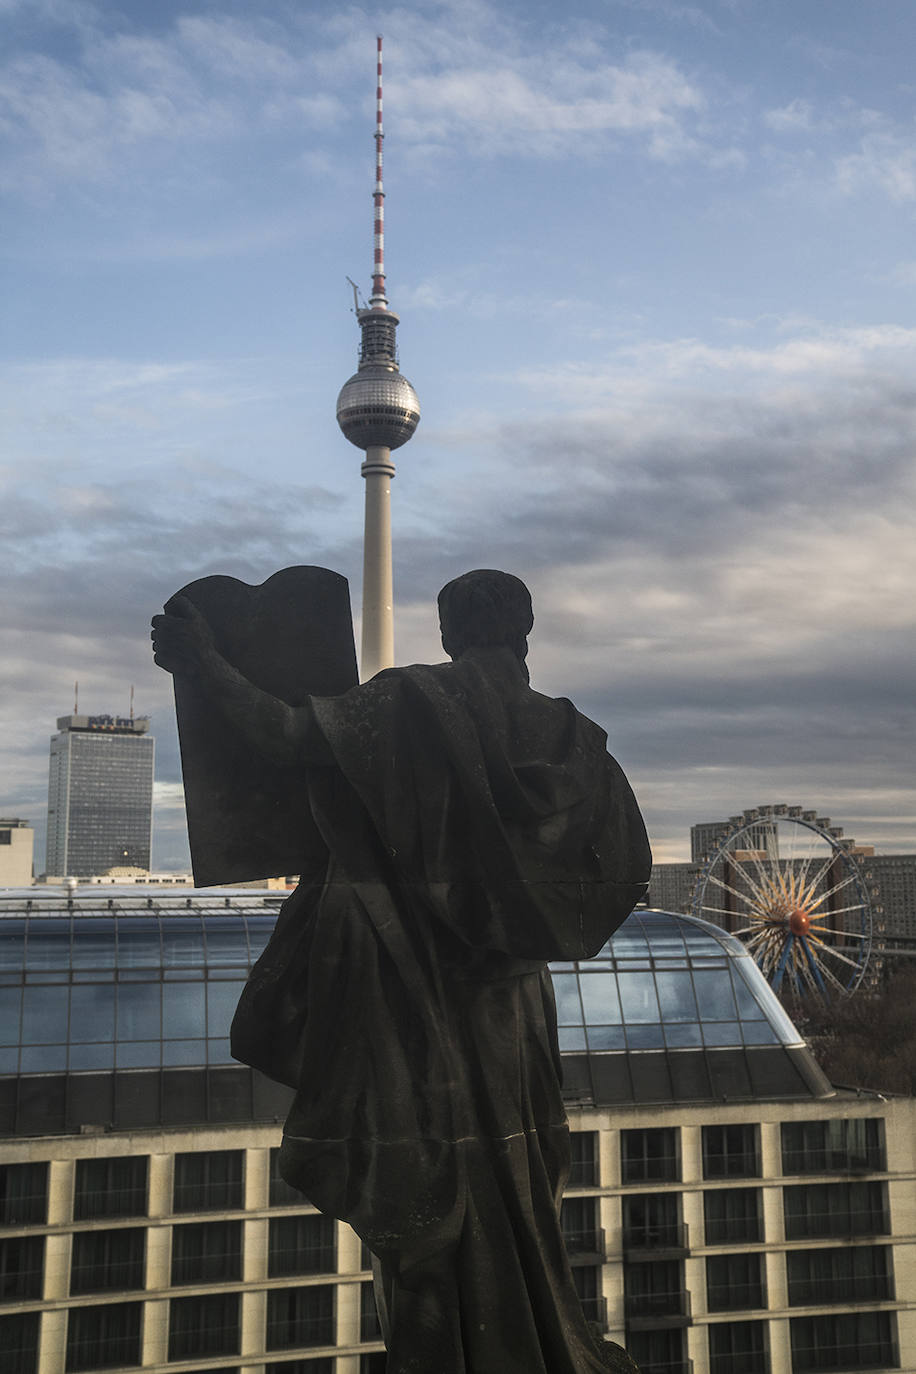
[
  {"x1": 25, "y1": 918, "x2": 71, "y2": 969},
  {"x1": 207, "y1": 982, "x2": 246, "y2": 1037},
  {"x1": 207, "y1": 1039, "x2": 233, "y2": 1064},
  {"x1": 664, "y1": 1022, "x2": 704, "y2": 1047},
  {"x1": 626, "y1": 1024, "x2": 665, "y2": 1049},
  {"x1": 116, "y1": 919, "x2": 162, "y2": 967},
  {"x1": 70, "y1": 921, "x2": 116, "y2": 969},
  {"x1": 162, "y1": 982, "x2": 205, "y2": 1038},
  {"x1": 0, "y1": 922, "x2": 25, "y2": 971},
  {"x1": 692, "y1": 968, "x2": 738, "y2": 1020},
  {"x1": 702, "y1": 1022, "x2": 742, "y2": 1047},
  {"x1": 0, "y1": 1049, "x2": 18, "y2": 1073},
  {"x1": 609, "y1": 926, "x2": 650, "y2": 959},
  {"x1": 741, "y1": 1021, "x2": 779, "y2": 1045},
  {"x1": 115, "y1": 1042, "x2": 161, "y2": 1068},
  {"x1": 161, "y1": 919, "x2": 205, "y2": 967},
  {"x1": 21, "y1": 985, "x2": 69, "y2": 1043},
  {"x1": 733, "y1": 960, "x2": 801, "y2": 1043},
  {"x1": 117, "y1": 983, "x2": 160, "y2": 1041},
  {"x1": 203, "y1": 918, "x2": 250, "y2": 966},
  {"x1": 69, "y1": 985, "x2": 115, "y2": 1043},
  {"x1": 579, "y1": 972, "x2": 622, "y2": 1024},
  {"x1": 654, "y1": 970, "x2": 698, "y2": 1021},
  {"x1": 161, "y1": 1040, "x2": 207, "y2": 1067},
  {"x1": 0, "y1": 988, "x2": 21, "y2": 1045},
  {"x1": 618, "y1": 971, "x2": 660, "y2": 1023},
  {"x1": 730, "y1": 964, "x2": 767, "y2": 1019},
  {"x1": 586, "y1": 1024, "x2": 625, "y2": 1050},
  {"x1": 558, "y1": 1026, "x2": 586, "y2": 1051},
  {"x1": 551, "y1": 973, "x2": 583, "y2": 1025},
  {"x1": 245, "y1": 918, "x2": 273, "y2": 961},
  {"x1": 69, "y1": 1043, "x2": 116, "y2": 1071},
  {"x1": 20, "y1": 1044, "x2": 67, "y2": 1072}
]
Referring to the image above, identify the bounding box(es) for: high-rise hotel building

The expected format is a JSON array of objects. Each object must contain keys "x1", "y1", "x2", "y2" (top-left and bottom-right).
[
  {"x1": 0, "y1": 889, "x2": 913, "y2": 1374},
  {"x1": 46, "y1": 716, "x2": 154, "y2": 879}
]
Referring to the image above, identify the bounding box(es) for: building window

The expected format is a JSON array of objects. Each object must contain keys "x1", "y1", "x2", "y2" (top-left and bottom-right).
[
  {"x1": 66, "y1": 1302, "x2": 142, "y2": 1371},
  {"x1": 0, "y1": 1311, "x2": 40, "y2": 1374},
  {"x1": 706, "y1": 1252, "x2": 766, "y2": 1310},
  {"x1": 703, "y1": 1124, "x2": 759, "y2": 1178},
  {"x1": 268, "y1": 1364, "x2": 334, "y2": 1374},
  {"x1": 266, "y1": 1285, "x2": 335, "y2": 1350},
  {"x1": 783, "y1": 1182, "x2": 889, "y2": 1240},
  {"x1": 572, "y1": 1265, "x2": 607, "y2": 1328},
  {"x1": 0, "y1": 1236, "x2": 44, "y2": 1302},
  {"x1": 790, "y1": 1311, "x2": 897, "y2": 1371},
  {"x1": 360, "y1": 1358, "x2": 387, "y2": 1374},
  {"x1": 268, "y1": 1215, "x2": 337, "y2": 1277},
  {"x1": 624, "y1": 1259, "x2": 687, "y2": 1319},
  {"x1": 73, "y1": 1156, "x2": 147, "y2": 1221},
  {"x1": 269, "y1": 1148, "x2": 303, "y2": 1206},
  {"x1": 627, "y1": 1327, "x2": 686, "y2": 1374},
  {"x1": 361, "y1": 1281, "x2": 382, "y2": 1341},
  {"x1": 168, "y1": 1293, "x2": 240, "y2": 1360},
  {"x1": 621, "y1": 1128, "x2": 679, "y2": 1183},
  {"x1": 0, "y1": 1163, "x2": 48, "y2": 1225},
  {"x1": 561, "y1": 1196, "x2": 603, "y2": 1259},
  {"x1": 173, "y1": 1151, "x2": 243, "y2": 1213},
  {"x1": 71, "y1": 1229, "x2": 144, "y2": 1294},
  {"x1": 709, "y1": 1320, "x2": 769, "y2": 1374},
  {"x1": 622, "y1": 1193, "x2": 683, "y2": 1250},
  {"x1": 568, "y1": 1132, "x2": 599, "y2": 1187},
  {"x1": 781, "y1": 1119, "x2": 885, "y2": 1175},
  {"x1": 787, "y1": 1246, "x2": 894, "y2": 1306},
  {"x1": 704, "y1": 1188, "x2": 762, "y2": 1244},
  {"x1": 171, "y1": 1221, "x2": 242, "y2": 1285}
]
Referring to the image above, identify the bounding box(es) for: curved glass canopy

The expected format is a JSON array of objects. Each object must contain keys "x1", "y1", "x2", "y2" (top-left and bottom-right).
[{"x1": 0, "y1": 894, "x2": 802, "y2": 1078}]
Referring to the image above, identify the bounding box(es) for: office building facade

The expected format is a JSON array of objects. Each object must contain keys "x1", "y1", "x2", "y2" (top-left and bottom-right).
[{"x1": 46, "y1": 716, "x2": 154, "y2": 879}]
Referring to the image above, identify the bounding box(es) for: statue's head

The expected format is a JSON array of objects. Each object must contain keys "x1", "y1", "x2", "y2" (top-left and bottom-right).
[{"x1": 438, "y1": 569, "x2": 534, "y2": 663}]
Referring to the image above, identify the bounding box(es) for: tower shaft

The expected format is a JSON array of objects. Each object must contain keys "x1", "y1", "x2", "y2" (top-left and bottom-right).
[{"x1": 361, "y1": 447, "x2": 395, "y2": 679}]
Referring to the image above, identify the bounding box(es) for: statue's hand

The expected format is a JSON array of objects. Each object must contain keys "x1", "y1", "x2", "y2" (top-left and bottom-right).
[{"x1": 151, "y1": 595, "x2": 218, "y2": 677}]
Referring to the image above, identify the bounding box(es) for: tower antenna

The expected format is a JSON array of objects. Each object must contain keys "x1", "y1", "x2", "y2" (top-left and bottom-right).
[
  {"x1": 336, "y1": 34, "x2": 420, "y2": 680},
  {"x1": 370, "y1": 32, "x2": 386, "y2": 310}
]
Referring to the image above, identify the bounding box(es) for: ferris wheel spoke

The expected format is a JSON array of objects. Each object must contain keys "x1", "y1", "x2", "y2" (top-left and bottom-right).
[
  {"x1": 808, "y1": 902, "x2": 868, "y2": 922},
  {"x1": 806, "y1": 870, "x2": 861, "y2": 909},
  {"x1": 818, "y1": 945, "x2": 865, "y2": 971},
  {"x1": 807, "y1": 922, "x2": 867, "y2": 940},
  {"x1": 706, "y1": 873, "x2": 763, "y2": 907},
  {"x1": 702, "y1": 903, "x2": 759, "y2": 921}
]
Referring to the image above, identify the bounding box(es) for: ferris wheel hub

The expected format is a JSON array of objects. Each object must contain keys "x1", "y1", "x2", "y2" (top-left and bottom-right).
[{"x1": 789, "y1": 908, "x2": 811, "y2": 936}]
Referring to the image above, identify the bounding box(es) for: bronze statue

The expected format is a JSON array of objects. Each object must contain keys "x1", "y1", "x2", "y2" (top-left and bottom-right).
[{"x1": 152, "y1": 568, "x2": 650, "y2": 1374}]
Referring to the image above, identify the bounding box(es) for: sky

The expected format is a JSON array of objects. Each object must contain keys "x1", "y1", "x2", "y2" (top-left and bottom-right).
[{"x1": 1, "y1": 0, "x2": 914, "y2": 873}]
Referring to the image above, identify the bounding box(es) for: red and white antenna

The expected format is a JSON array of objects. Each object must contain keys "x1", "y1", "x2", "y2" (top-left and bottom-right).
[{"x1": 369, "y1": 34, "x2": 387, "y2": 309}]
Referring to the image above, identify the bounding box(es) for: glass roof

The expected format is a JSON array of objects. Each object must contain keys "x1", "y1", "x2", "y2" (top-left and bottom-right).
[
  {"x1": 0, "y1": 894, "x2": 802, "y2": 1076},
  {"x1": 552, "y1": 908, "x2": 802, "y2": 1054}
]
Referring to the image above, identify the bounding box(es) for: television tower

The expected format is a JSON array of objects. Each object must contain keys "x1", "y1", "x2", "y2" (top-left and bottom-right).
[{"x1": 336, "y1": 35, "x2": 420, "y2": 680}]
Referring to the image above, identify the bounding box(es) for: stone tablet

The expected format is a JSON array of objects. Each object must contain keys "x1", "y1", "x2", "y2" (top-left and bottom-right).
[{"x1": 166, "y1": 566, "x2": 358, "y2": 886}]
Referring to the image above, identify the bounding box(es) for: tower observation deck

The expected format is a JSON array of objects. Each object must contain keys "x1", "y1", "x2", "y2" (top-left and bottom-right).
[{"x1": 336, "y1": 35, "x2": 419, "y2": 679}]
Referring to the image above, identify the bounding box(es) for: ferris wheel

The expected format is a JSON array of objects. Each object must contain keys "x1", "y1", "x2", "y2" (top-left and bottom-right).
[{"x1": 692, "y1": 805, "x2": 878, "y2": 998}]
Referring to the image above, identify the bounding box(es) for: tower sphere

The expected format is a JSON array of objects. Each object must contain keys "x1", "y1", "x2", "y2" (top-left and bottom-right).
[{"x1": 336, "y1": 363, "x2": 420, "y2": 452}]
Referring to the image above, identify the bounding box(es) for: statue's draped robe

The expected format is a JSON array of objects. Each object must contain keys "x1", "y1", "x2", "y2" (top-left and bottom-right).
[{"x1": 232, "y1": 654, "x2": 650, "y2": 1373}]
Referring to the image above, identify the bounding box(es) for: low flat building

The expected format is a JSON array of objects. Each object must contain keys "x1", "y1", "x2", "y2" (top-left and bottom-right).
[
  {"x1": 0, "y1": 891, "x2": 913, "y2": 1374},
  {"x1": 0, "y1": 819, "x2": 34, "y2": 887}
]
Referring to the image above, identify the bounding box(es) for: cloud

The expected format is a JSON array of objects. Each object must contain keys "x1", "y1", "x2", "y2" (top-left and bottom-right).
[
  {"x1": 836, "y1": 129, "x2": 916, "y2": 201},
  {"x1": 764, "y1": 98, "x2": 817, "y2": 133}
]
